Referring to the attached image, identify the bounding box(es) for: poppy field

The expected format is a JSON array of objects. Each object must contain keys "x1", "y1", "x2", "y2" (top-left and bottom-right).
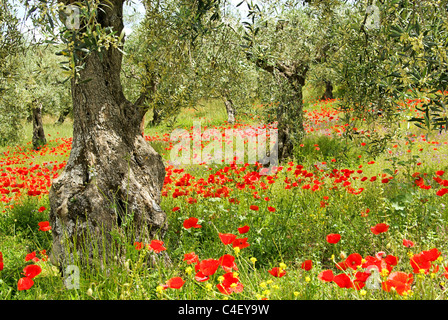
[{"x1": 1, "y1": 98, "x2": 448, "y2": 300}]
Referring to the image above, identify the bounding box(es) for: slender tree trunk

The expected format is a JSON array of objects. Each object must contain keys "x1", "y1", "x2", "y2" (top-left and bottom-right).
[
  {"x1": 320, "y1": 80, "x2": 334, "y2": 100},
  {"x1": 222, "y1": 95, "x2": 236, "y2": 124},
  {"x1": 49, "y1": 0, "x2": 167, "y2": 268},
  {"x1": 251, "y1": 56, "x2": 307, "y2": 162},
  {"x1": 32, "y1": 101, "x2": 47, "y2": 150},
  {"x1": 55, "y1": 104, "x2": 71, "y2": 125}
]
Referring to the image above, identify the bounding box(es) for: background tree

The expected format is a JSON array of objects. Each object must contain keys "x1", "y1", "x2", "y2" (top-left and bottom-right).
[
  {"x1": 0, "y1": 1, "x2": 25, "y2": 146},
  {"x1": 240, "y1": 0, "x2": 344, "y2": 162}
]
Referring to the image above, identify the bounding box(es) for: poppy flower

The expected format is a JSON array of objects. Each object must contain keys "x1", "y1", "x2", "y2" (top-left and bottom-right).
[
  {"x1": 237, "y1": 225, "x2": 250, "y2": 234},
  {"x1": 333, "y1": 273, "x2": 353, "y2": 289},
  {"x1": 370, "y1": 223, "x2": 389, "y2": 235},
  {"x1": 183, "y1": 252, "x2": 199, "y2": 265},
  {"x1": 345, "y1": 253, "x2": 363, "y2": 270},
  {"x1": 403, "y1": 239, "x2": 415, "y2": 248},
  {"x1": 301, "y1": 260, "x2": 313, "y2": 271},
  {"x1": 148, "y1": 239, "x2": 166, "y2": 253},
  {"x1": 382, "y1": 272, "x2": 413, "y2": 295},
  {"x1": 267, "y1": 206, "x2": 276, "y2": 212},
  {"x1": 218, "y1": 254, "x2": 238, "y2": 272},
  {"x1": 422, "y1": 248, "x2": 441, "y2": 262},
  {"x1": 183, "y1": 217, "x2": 202, "y2": 229},
  {"x1": 164, "y1": 277, "x2": 185, "y2": 289},
  {"x1": 410, "y1": 253, "x2": 432, "y2": 274},
  {"x1": 23, "y1": 264, "x2": 42, "y2": 278},
  {"x1": 134, "y1": 242, "x2": 143, "y2": 250},
  {"x1": 25, "y1": 251, "x2": 37, "y2": 262},
  {"x1": 326, "y1": 233, "x2": 341, "y2": 244},
  {"x1": 0, "y1": 252, "x2": 3, "y2": 271},
  {"x1": 38, "y1": 206, "x2": 46, "y2": 212},
  {"x1": 249, "y1": 205, "x2": 259, "y2": 211},
  {"x1": 38, "y1": 221, "x2": 51, "y2": 232},
  {"x1": 172, "y1": 207, "x2": 180, "y2": 212},
  {"x1": 194, "y1": 271, "x2": 209, "y2": 282},
  {"x1": 436, "y1": 171, "x2": 445, "y2": 176},
  {"x1": 17, "y1": 277, "x2": 34, "y2": 291},
  {"x1": 436, "y1": 188, "x2": 448, "y2": 196},
  {"x1": 199, "y1": 259, "x2": 220, "y2": 276},
  {"x1": 268, "y1": 267, "x2": 286, "y2": 278},
  {"x1": 318, "y1": 270, "x2": 334, "y2": 282},
  {"x1": 353, "y1": 271, "x2": 370, "y2": 290},
  {"x1": 219, "y1": 233, "x2": 237, "y2": 245},
  {"x1": 232, "y1": 237, "x2": 250, "y2": 249},
  {"x1": 216, "y1": 272, "x2": 243, "y2": 295}
]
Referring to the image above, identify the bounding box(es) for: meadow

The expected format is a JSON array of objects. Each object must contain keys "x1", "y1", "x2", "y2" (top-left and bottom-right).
[{"x1": 1, "y1": 96, "x2": 448, "y2": 301}]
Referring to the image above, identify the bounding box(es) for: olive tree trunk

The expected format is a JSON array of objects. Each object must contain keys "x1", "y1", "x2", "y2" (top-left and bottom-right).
[
  {"x1": 320, "y1": 80, "x2": 334, "y2": 100},
  {"x1": 253, "y1": 57, "x2": 307, "y2": 162},
  {"x1": 49, "y1": 0, "x2": 168, "y2": 268},
  {"x1": 222, "y1": 95, "x2": 236, "y2": 124},
  {"x1": 32, "y1": 101, "x2": 47, "y2": 150}
]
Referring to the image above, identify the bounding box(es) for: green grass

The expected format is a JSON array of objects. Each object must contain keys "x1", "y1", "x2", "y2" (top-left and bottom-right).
[{"x1": 1, "y1": 99, "x2": 448, "y2": 300}]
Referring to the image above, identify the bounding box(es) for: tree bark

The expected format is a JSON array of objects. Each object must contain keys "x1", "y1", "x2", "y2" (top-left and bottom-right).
[
  {"x1": 252, "y1": 56, "x2": 307, "y2": 162},
  {"x1": 32, "y1": 101, "x2": 47, "y2": 150},
  {"x1": 320, "y1": 80, "x2": 334, "y2": 100},
  {"x1": 222, "y1": 95, "x2": 236, "y2": 124},
  {"x1": 49, "y1": 0, "x2": 168, "y2": 269},
  {"x1": 55, "y1": 104, "x2": 71, "y2": 125}
]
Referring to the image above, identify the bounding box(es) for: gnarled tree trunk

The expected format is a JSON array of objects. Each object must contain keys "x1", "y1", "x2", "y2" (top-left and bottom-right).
[
  {"x1": 49, "y1": 0, "x2": 168, "y2": 269},
  {"x1": 222, "y1": 94, "x2": 236, "y2": 124},
  {"x1": 252, "y1": 57, "x2": 307, "y2": 162},
  {"x1": 320, "y1": 80, "x2": 334, "y2": 100},
  {"x1": 32, "y1": 101, "x2": 47, "y2": 150}
]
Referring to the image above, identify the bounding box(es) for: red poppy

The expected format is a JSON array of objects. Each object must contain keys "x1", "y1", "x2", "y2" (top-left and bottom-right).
[
  {"x1": 148, "y1": 239, "x2": 166, "y2": 253},
  {"x1": 165, "y1": 277, "x2": 185, "y2": 289},
  {"x1": 436, "y1": 170, "x2": 445, "y2": 176},
  {"x1": 403, "y1": 239, "x2": 415, "y2": 248},
  {"x1": 38, "y1": 206, "x2": 46, "y2": 212},
  {"x1": 384, "y1": 255, "x2": 398, "y2": 267},
  {"x1": 333, "y1": 273, "x2": 354, "y2": 289},
  {"x1": 382, "y1": 272, "x2": 413, "y2": 295},
  {"x1": 326, "y1": 233, "x2": 341, "y2": 244},
  {"x1": 422, "y1": 248, "x2": 441, "y2": 262},
  {"x1": 232, "y1": 237, "x2": 250, "y2": 249},
  {"x1": 250, "y1": 205, "x2": 259, "y2": 211},
  {"x1": 237, "y1": 225, "x2": 250, "y2": 234},
  {"x1": 172, "y1": 206, "x2": 180, "y2": 212},
  {"x1": 25, "y1": 251, "x2": 37, "y2": 262},
  {"x1": 301, "y1": 260, "x2": 313, "y2": 271},
  {"x1": 345, "y1": 253, "x2": 363, "y2": 270},
  {"x1": 23, "y1": 264, "x2": 42, "y2": 279},
  {"x1": 268, "y1": 267, "x2": 286, "y2": 278},
  {"x1": 194, "y1": 270, "x2": 209, "y2": 282},
  {"x1": 183, "y1": 252, "x2": 199, "y2": 265},
  {"x1": 436, "y1": 188, "x2": 448, "y2": 196},
  {"x1": 199, "y1": 259, "x2": 220, "y2": 276},
  {"x1": 38, "y1": 221, "x2": 51, "y2": 232},
  {"x1": 0, "y1": 252, "x2": 3, "y2": 271},
  {"x1": 410, "y1": 253, "x2": 432, "y2": 274},
  {"x1": 218, "y1": 254, "x2": 238, "y2": 272},
  {"x1": 216, "y1": 272, "x2": 243, "y2": 295},
  {"x1": 370, "y1": 223, "x2": 389, "y2": 235},
  {"x1": 17, "y1": 277, "x2": 34, "y2": 291},
  {"x1": 335, "y1": 260, "x2": 348, "y2": 271},
  {"x1": 134, "y1": 242, "x2": 143, "y2": 250},
  {"x1": 183, "y1": 217, "x2": 202, "y2": 229},
  {"x1": 267, "y1": 206, "x2": 276, "y2": 212},
  {"x1": 219, "y1": 233, "x2": 237, "y2": 245},
  {"x1": 318, "y1": 270, "x2": 334, "y2": 282},
  {"x1": 353, "y1": 271, "x2": 369, "y2": 290}
]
